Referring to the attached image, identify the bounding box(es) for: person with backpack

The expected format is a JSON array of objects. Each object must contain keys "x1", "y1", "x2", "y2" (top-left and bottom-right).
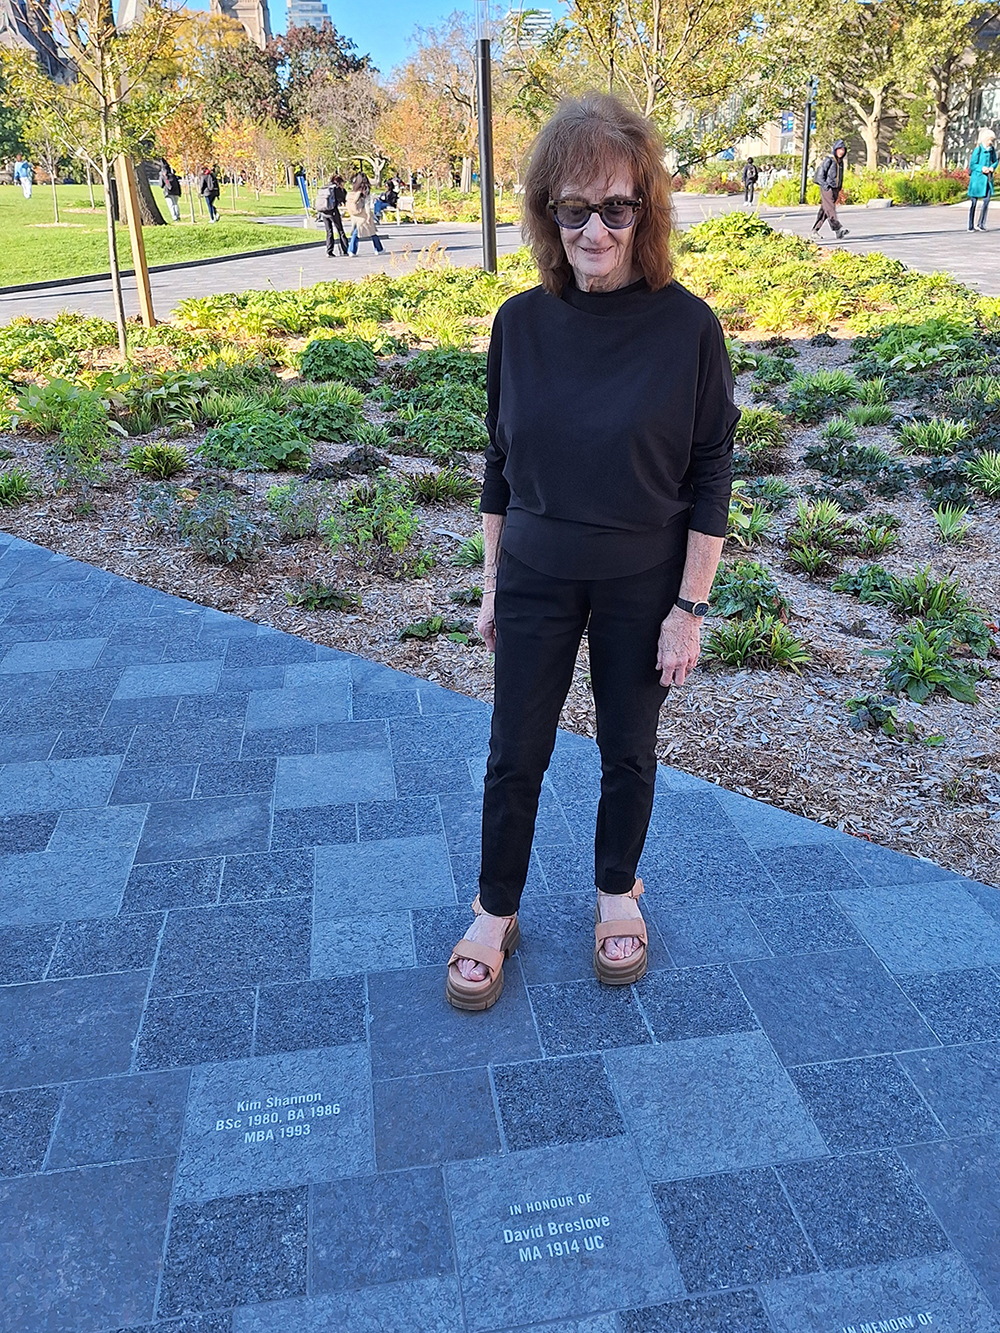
[
  {"x1": 967, "y1": 127, "x2": 997, "y2": 231},
  {"x1": 741, "y1": 158, "x2": 759, "y2": 204},
  {"x1": 315, "y1": 173, "x2": 349, "y2": 256},
  {"x1": 199, "y1": 165, "x2": 220, "y2": 222},
  {"x1": 158, "y1": 161, "x2": 182, "y2": 222},
  {"x1": 345, "y1": 173, "x2": 385, "y2": 256},
  {"x1": 811, "y1": 139, "x2": 849, "y2": 240},
  {"x1": 13, "y1": 155, "x2": 33, "y2": 200}
]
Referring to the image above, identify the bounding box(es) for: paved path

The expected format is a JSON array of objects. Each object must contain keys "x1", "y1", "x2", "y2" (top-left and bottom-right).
[
  {"x1": 1, "y1": 531, "x2": 999, "y2": 1332},
  {"x1": 3, "y1": 196, "x2": 1000, "y2": 323}
]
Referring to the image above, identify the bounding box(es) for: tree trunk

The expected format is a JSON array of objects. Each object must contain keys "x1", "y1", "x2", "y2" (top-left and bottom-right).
[
  {"x1": 86, "y1": 162, "x2": 95, "y2": 209},
  {"x1": 133, "y1": 160, "x2": 166, "y2": 224},
  {"x1": 460, "y1": 156, "x2": 473, "y2": 192},
  {"x1": 48, "y1": 164, "x2": 59, "y2": 223},
  {"x1": 231, "y1": 176, "x2": 237, "y2": 212},
  {"x1": 102, "y1": 155, "x2": 128, "y2": 360},
  {"x1": 187, "y1": 172, "x2": 196, "y2": 223},
  {"x1": 929, "y1": 79, "x2": 950, "y2": 173}
]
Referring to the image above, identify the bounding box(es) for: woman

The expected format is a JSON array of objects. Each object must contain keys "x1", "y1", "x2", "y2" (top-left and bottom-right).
[
  {"x1": 968, "y1": 127, "x2": 997, "y2": 232},
  {"x1": 317, "y1": 174, "x2": 349, "y2": 257},
  {"x1": 445, "y1": 93, "x2": 738, "y2": 1010},
  {"x1": 199, "y1": 165, "x2": 220, "y2": 222},
  {"x1": 345, "y1": 174, "x2": 385, "y2": 256}
]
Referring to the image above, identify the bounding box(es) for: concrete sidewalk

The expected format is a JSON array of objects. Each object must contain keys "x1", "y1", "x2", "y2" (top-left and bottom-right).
[{"x1": 1, "y1": 532, "x2": 999, "y2": 1332}]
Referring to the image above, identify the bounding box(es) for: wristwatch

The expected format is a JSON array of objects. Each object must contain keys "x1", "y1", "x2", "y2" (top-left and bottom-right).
[{"x1": 675, "y1": 597, "x2": 710, "y2": 617}]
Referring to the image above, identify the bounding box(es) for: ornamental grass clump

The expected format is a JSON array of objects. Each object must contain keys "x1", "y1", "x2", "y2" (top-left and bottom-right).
[
  {"x1": 933, "y1": 503, "x2": 971, "y2": 544},
  {"x1": 783, "y1": 369, "x2": 862, "y2": 424},
  {"x1": 896, "y1": 417, "x2": 972, "y2": 455},
  {"x1": 703, "y1": 610, "x2": 811, "y2": 672},
  {"x1": 405, "y1": 468, "x2": 480, "y2": 503},
  {"x1": 733, "y1": 407, "x2": 787, "y2": 475},
  {"x1": 966, "y1": 450, "x2": 1000, "y2": 497},
  {"x1": 0, "y1": 465, "x2": 37, "y2": 506},
  {"x1": 124, "y1": 443, "x2": 187, "y2": 479},
  {"x1": 787, "y1": 498, "x2": 857, "y2": 552}
]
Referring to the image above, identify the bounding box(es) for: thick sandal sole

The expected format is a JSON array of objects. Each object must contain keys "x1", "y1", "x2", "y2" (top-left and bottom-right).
[
  {"x1": 593, "y1": 902, "x2": 647, "y2": 985},
  {"x1": 445, "y1": 920, "x2": 520, "y2": 1012}
]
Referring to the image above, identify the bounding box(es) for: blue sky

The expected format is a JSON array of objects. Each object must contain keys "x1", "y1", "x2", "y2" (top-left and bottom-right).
[{"x1": 185, "y1": 1, "x2": 486, "y2": 75}]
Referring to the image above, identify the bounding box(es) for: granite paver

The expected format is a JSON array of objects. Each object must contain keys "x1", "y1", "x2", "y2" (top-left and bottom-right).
[{"x1": 0, "y1": 532, "x2": 999, "y2": 1332}]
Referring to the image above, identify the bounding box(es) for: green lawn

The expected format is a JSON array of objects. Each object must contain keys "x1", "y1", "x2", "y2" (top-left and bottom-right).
[{"x1": 1, "y1": 183, "x2": 321, "y2": 287}]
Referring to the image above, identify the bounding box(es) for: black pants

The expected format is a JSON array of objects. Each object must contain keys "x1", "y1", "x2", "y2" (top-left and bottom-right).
[
  {"x1": 323, "y1": 212, "x2": 349, "y2": 255},
  {"x1": 969, "y1": 192, "x2": 991, "y2": 229},
  {"x1": 744, "y1": 184, "x2": 755, "y2": 203},
  {"x1": 479, "y1": 544, "x2": 686, "y2": 917}
]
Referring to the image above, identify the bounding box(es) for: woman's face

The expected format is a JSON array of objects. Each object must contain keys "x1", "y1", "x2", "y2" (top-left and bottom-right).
[{"x1": 556, "y1": 167, "x2": 638, "y2": 291}]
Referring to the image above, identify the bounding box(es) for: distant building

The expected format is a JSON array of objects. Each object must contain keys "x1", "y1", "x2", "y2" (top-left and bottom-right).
[
  {"x1": 502, "y1": 6, "x2": 553, "y2": 49},
  {"x1": 287, "y1": 0, "x2": 331, "y2": 30},
  {"x1": 0, "y1": 0, "x2": 63, "y2": 78},
  {"x1": 210, "y1": 0, "x2": 271, "y2": 49}
]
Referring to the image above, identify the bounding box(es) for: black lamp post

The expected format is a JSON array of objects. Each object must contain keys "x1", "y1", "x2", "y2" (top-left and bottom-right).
[
  {"x1": 475, "y1": 0, "x2": 497, "y2": 273},
  {"x1": 799, "y1": 77, "x2": 819, "y2": 205}
]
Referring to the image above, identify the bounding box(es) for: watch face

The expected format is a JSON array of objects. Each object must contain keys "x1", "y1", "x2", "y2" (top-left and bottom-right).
[{"x1": 693, "y1": 602, "x2": 710, "y2": 616}]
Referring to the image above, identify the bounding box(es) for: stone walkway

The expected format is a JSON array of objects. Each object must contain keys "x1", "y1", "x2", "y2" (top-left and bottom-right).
[
  {"x1": 1, "y1": 532, "x2": 999, "y2": 1333},
  {"x1": 5, "y1": 196, "x2": 1000, "y2": 323}
]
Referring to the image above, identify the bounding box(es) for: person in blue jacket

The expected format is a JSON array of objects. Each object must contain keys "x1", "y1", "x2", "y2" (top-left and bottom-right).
[{"x1": 968, "y1": 127, "x2": 997, "y2": 231}]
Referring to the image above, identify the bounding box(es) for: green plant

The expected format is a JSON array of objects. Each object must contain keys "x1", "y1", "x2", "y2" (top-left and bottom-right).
[
  {"x1": 846, "y1": 403, "x2": 894, "y2": 428},
  {"x1": 299, "y1": 336, "x2": 378, "y2": 386},
  {"x1": 856, "y1": 521, "x2": 899, "y2": 556},
  {"x1": 703, "y1": 610, "x2": 811, "y2": 671},
  {"x1": 926, "y1": 609, "x2": 996, "y2": 659},
  {"x1": 450, "y1": 585, "x2": 483, "y2": 606},
  {"x1": 861, "y1": 317, "x2": 974, "y2": 373},
  {"x1": 710, "y1": 559, "x2": 790, "y2": 620},
  {"x1": 405, "y1": 469, "x2": 480, "y2": 503},
  {"x1": 389, "y1": 346, "x2": 488, "y2": 391},
  {"x1": 44, "y1": 395, "x2": 118, "y2": 496},
  {"x1": 266, "y1": 480, "x2": 328, "y2": 540},
  {"x1": 725, "y1": 337, "x2": 757, "y2": 374},
  {"x1": 749, "y1": 354, "x2": 797, "y2": 396},
  {"x1": 354, "y1": 422, "x2": 393, "y2": 450},
  {"x1": 283, "y1": 380, "x2": 365, "y2": 408},
  {"x1": 12, "y1": 378, "x2": 95, "y2": 434},
  {"x1": 734, "y1": 407, "x2": 786, "y2": 474},
  {"x1": 846, "y1": 694, "x2": 944, "y2": 745},
  {"x1": 285, "y1": 581, "x2": 360, "y2": 611},
  {"x1": 884, "y1": 566, "x2": 973, "y2": 619},
  {"x1": 870, "y1": 621, "x2": 979, "y2": 703},
  {"x1": 832, "y1": 563, "x2": 897, "y2": 603},
  {"x1": 288, "y1": 398, "x2": 362, "y2": 443},
  {"x1": 783, "y1": 369, "x2": 862, "y2": 424},
  {"x1": 802, "y1": 438, "x2": 909, "y2": 497},
  {"x1": 176, "y1": 489, "x2": 268, "y2": 564},
  {"x1": 401, "y1": 409, "x2": 489, "y2": 462},
  {"x1": 933, "y1": 503, "x2": 971, "y2": 544},
  {"x1": 125, "y1": 443, "x2": 187, "y2": 479},
  {"x1": 787, "y1": 497, "x2": 856, "y2": 551},
  {"x1": 118, "y1": 370, "x2": 208, "y2": 435},
  {"x1": 321, "y1": 473, "x2": 431, "y2": 576},
  {"x1": 198, "y1": 412, "x2": 311, "y2": 472},
  {"x1": 135, "y1": 482, "x2": 180, "y2": 534},
  {"x1": 743, "y1": 476, "x2": 795, "y2": 508},
  {"x1": 966, "y1": 450, "x2": 1000, "y2": 497},
  {"x1": 202, "y1": 357, "x2": 281, "y2": 394},
  {"x1": 400, "y1": 615, "x2": 475, "y2": 644},
  {"x1": 454, "y1": 531, "x2": 486, "y2": 567},
  {"x1": 896, "y1": 417, "x2": 972, "y2": 455},
  {"x1": 788, "y1": 544, "x2": 839, "y2": 577},
  {"x1": 0, "y1": 465, "x2": 37, "y2": 506},
  {"x1": 821, "y1": 416, "x2": 858, "y2": 445}
]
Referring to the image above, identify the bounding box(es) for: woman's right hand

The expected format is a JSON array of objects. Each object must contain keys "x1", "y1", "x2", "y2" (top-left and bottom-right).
[{"x1": 477, "y1": 590, "x2": 497, "y2": 652}]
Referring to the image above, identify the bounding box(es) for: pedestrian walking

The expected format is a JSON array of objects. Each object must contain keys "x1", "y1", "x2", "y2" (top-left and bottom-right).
[
  {"x1": 13, "y1": 155, "x2": 33, "y2": 200},
  {"x1": 742, "y1": 157, "x2": 759, "y2": 204},
  {"x1": 443, "y1": 92, "x2": 737, "y2": 1011},
  {"x1": 373, "y1": 177, "x2": 399, "y2": 223},
  {"x1": 315, "y1": 173, "x2": 349, "y2": 256},
  {"x1": 968, "y1": 128, "x2": 997, "y2": 231},
  {"x1": 158, "y1": 160, "x2": 182, "y2": 222},
  {"x1": 346, "y1": 174, "x2": 385, "y2": 255},
  {"x1": 811, "y1": 139, "x2": 850, "y2": 240},
  {"x1": 199, "y1": 165, "x2": 220, "y2": 222}
]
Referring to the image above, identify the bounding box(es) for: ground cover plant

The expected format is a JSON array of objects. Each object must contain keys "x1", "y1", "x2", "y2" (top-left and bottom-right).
[{"x1": 1, "y1": 223, "x2": 998, "y2": 885}]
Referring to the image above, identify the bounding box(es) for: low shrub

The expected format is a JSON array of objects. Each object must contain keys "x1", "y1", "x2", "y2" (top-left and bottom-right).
[
  {"x1": 135, "y1": 482, "x2": 180, "y2": 533},
  {"x1": 287, "y1": 398, "x2": 362, "y2": 443},
  {"x1": 299, "y1": 336, "x2": 377, "y2": 386},
  {"x1": 198, "y1": 412, "x2": 311, "y2": 472},
  {"x1": 703, "y1": 610, "x2": 811, "y2": 671},
  {"x1": 285, "y1": 581, "x2": 360, "y2": 611},
  {"x1": 802, "y1": 438, "x2": 910, "y2": 498},
  {"x1": 266, "y1": 480, "x2": 329, "y2": 540},
  {"x1": 0, "y1": 465, "x2": 37, "y2": 507},
  {"x1": 913, "y1": 454, "x2": 973, "y2": 507},
  {"x1": 321, "y1": 473, "x2": 432, "y2": 577},
  {"x1": 710, "y1": 558, "x2": 790, "y2": 620},
  {"x1": 401, "y1": 409, "x2": 488, "y2": 462},
  {"x1": 125, "y1": 443, "x2": 187, "y2": 479},
  {"x1": 177, "y1": 489, "x2": 269, "y2": 564},
  {"x1": 389, "y1": 346, "x2": 488, "y2": 391},
  {"x1": 869, "y1": 621, "x2": 979, "y2": 703}
]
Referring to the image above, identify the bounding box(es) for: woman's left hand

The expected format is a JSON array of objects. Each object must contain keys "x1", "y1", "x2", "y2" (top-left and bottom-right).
[{"x1": 657, "y1": 606, "x2": 703, "y2": 687}]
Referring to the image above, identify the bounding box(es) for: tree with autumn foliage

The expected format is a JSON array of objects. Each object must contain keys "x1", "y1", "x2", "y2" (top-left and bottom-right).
[{"x1": 157, "y1": 107, "x2": 214, "y2": 223}]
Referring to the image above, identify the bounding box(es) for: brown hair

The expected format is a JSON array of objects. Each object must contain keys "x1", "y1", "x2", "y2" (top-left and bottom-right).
[{"x1": 522, "y1": 93, "x2": 673, "y2": 295}]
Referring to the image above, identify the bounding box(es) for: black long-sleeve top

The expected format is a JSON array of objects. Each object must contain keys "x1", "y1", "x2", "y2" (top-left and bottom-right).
[{"x1": 480, "y1": 277, "x2": 739, "y2": 580}]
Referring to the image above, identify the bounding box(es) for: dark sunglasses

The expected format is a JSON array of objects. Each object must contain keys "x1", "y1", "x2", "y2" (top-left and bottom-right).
[{"x1": 548, "y1": 197, "x2": 643, "y2": 230}]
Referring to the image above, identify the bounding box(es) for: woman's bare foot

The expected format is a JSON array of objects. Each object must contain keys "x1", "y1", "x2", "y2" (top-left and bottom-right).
[
  {"x1": 455, "y1": 910, "x2": 515, "y2": 982},
  {"x1": 597, "y1": 889, "x2": 643, "y2": 961}
]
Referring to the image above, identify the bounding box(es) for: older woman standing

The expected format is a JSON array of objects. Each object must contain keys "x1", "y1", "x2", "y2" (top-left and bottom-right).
[
  {"x1": 968, "y1": 128, "x2": 997, "y2": 232},
  {"x1": 446, "y1": 94, "x2": 738, "y2": 1010},
  {"x1": 345, "y1": 174, "x2": 385, "y2": 256}
]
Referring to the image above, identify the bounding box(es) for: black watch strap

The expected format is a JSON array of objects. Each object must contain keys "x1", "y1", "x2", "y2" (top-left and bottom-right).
[{"x1": 675, "y1": 597, "x2": 710, "y2": 617}]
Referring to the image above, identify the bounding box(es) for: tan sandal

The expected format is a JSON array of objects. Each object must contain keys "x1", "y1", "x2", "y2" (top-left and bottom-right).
[
  {"x1": 594, "y1": 879, "x2": 648, "y2": 985},
  {"x1": 445, "y1": 895, "x2": 520, "y2": 1011}
]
